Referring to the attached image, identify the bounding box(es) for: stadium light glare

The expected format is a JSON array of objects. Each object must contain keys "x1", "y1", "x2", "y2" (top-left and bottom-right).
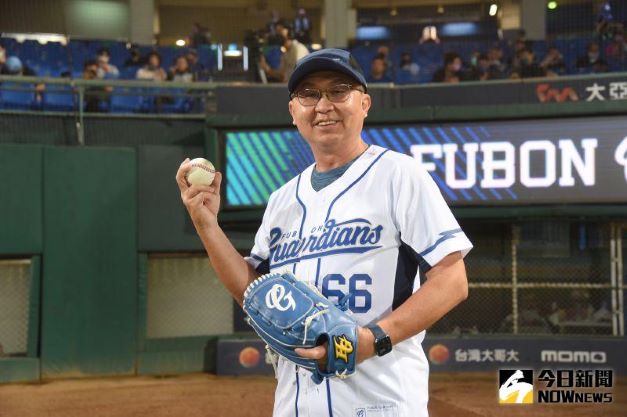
[
  {"x1": 489, "y1": 4, "x2": 498, "y2": 16},
  {"x1": 547, "y1": 1, "x2": 558, "y2": 10},
  {"x1": 176, "y1": 39, "x2": 186, "y2": 46}
]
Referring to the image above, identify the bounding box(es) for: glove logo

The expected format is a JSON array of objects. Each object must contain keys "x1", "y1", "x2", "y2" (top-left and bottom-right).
[
  {"x1": 333, "y1": 334, "x2": 354, "y2": 363},
  {"x1": 265, "y1": 284, "x2": 296, "y2": 311}
]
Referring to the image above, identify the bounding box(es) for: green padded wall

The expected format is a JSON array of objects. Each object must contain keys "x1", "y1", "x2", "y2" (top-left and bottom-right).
[
  {"x1": 41, "y1": 147, "x2": 137, "y2": 378},
  {"x1": 137, "y1": 144, "x2": 205, "y2": 251},
  {"x1": 0, "y1": 145, "x2": 43, "y2": 254}
]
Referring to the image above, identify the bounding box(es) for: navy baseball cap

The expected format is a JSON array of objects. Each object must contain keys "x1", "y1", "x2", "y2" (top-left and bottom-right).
[{"x1": 288, "y1": 48, "x2": 368, "y2": 94}]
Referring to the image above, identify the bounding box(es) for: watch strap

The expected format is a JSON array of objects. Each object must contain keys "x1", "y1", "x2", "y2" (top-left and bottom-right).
[{"x1": 366, "y1": 324, "x2": 387, "y2": 341}]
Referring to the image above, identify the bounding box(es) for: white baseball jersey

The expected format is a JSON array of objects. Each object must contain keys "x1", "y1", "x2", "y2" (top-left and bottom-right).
[{"x1": 246, "y1": 144, "x2": 472, "y2": 417}]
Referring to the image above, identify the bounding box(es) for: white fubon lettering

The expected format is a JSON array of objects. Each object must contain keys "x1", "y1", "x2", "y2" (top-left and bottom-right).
[
  {"x1": 410, "y1": 144, "x2": 442, "y2": 173},
  {"x1": 410, "y1": 139, "x2": 599, "y2": 189},
  {"x1": 443, "y1": 143, "x2": 478, "y2": 188},
  {"x1": 480, "y1": 142, "x2": 515, "y2": 188},
  {"x1": 520, "y1": 140, "x2": 556, "y2": 188},
  {"x1": 614, "y1": 136, "x2": 627, "y2": 181},
  {"x1": 559, "y1": 138, "x2": 597, "y2": 186}
]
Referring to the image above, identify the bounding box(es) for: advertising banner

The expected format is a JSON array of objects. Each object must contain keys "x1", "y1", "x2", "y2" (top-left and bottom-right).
[{"x1": 225, "y1": 116, "x2": 627, "y2": 207}]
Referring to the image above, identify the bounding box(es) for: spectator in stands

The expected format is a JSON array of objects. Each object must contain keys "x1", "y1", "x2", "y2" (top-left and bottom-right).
[
  {"x1": 368, "y1": 55, "x2": 393, "y2": 83},
  {"x1": 605, "y1": 31, "x2": 626, "y2": 60},
  {"x1": 0, "y1": 45, "x2": 6, "y2": 73},
  {"x1": 540, "y1": 46, "x2": 566, "y2": 76},
  {"x1": 487, "y1": 46, "x2": 509, "y2": 79},
  {"x1": 1, "y1": 56, "x2": 36, "y2": 76},
  {"x1": 576, "y1": 42, "x2": 608, "y2": 73},
  {"x1": 186, "y1": 50, "x2": 207, "y2": 81},
  {"x1": 259, "y1": 22, "x2": 309, "y2": 83},
  {"x1": 266, "y1": 10, "x2": 283, "y2": 46},
  {"x1": 136, "y1": 52, "x2": 167, "y2": 81},
  {"x1": 96, "y1": 48, "x2": 120, "y2": 79},
  {"x1": 124, "y1": 45, "x2": 144, "y2": 68},
  {"x1": 82, "y1": 60, "x2": 111, "y2": 112},
  {"x1": 509, "y1": 38, "x2": 529, "y2": 70},
  {"x1": 468, "y1": 53, "x2": 490, "y2": 81},
  {"x1": 399, "y1": 51, "x2": 419, "y2": 76},
  {"x1": 432, "y1": 52, "x2": 462, "y2": 83},
  {"x1": 511, "y1": 47, "x2": 546, "y2": 79},
  {"x1": 168, "y1": 56, "x2": 194, "y2": 82},
  {"x1": 189, "y1": 22, "x2": 211, "y2": 48},
  {"x1": 294, "y1": 8, "x2": 312, "y2": 44},
  {"x1": 419, "y1": 26, "x2": 440, "y2": 44},
  {"x1": 1, "y1": 55, "x2": 44, "y2": 102},
  {"x1": 376, "y1": 46, "x2": 394, "y2": 79}
]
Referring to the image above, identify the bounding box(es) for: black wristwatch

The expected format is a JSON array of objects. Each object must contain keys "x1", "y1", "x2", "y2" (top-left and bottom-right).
[{"x1": 366, "y1": 324, "x2": 392, "y2": 357}]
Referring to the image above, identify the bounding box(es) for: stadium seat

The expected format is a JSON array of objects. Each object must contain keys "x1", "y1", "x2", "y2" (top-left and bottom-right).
[
  {"x1": 43, "y1": 85, "x2": 76, "y2": 111},
  {"x1": 0, "y1": 82, "x2": 38, "y2": 110},
  {"x1": 110, "y1": 89, "x2": 145, "y2": 113}
]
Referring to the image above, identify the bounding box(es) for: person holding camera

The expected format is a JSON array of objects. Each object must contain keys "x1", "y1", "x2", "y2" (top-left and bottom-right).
[{"x1": 259, "y1": 21, "x2": 309, "y2": 83}]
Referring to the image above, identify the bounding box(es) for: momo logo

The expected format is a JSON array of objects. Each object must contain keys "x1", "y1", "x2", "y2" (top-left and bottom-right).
[
  {"x1": 541, "y1": 350, "x2": 607, "y2": 363},
  {"x1": 265, "y1": 284, "x2": 296, "y2": 311},
  {"x1": 499, "y1": 369, "x2": 534, "y2": 404}
]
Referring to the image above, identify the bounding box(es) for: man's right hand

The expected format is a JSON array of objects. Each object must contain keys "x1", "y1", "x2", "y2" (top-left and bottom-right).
[{"x1": 176, "y1": 158, "x2": 223, "y2": 233}]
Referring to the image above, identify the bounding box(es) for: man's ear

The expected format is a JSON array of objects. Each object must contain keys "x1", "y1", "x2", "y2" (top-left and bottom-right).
[
  {"x1": 288, "y1": 100, "x2": 296, "y2": 122},
  {"x1": 361, "y1": 93, "x2": 372, "y2": 114}
]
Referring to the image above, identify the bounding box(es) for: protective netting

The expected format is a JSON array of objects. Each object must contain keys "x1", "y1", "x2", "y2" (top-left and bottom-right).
[
  {"x1": 146, "y1": 255, "x2": 233, "y2": 339},
  {"x1": 0, "y1": 260, "x2": 31, "y2": 356},
  {"x1": 430, "y1": 220, "x2": 622, "y2": 337}
]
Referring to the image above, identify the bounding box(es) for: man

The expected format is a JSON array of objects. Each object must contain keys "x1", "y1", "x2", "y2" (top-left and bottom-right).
[
  {"x1": 293, "y1": 7, "x2": 312, "y2": 45},
  {"x1": 432, "y1": 51, "x2": 462, "y2": 83},
  {"x1": 513, "y1": 47, "x2": 546, "y2": 79},
  {"x1": 176, "y1": 48, "x2": 472, "y2": 417},
  {"x1": 96, "y1": 47, "x2": 119, "y2": 79},
  {"x1": 259, "y1": 22, "x2": 309, "y2": 83},
  {"x1": 367, "y1": 55, "x2": 393, "y2": 83},
  {"x1": 1, "y1": 56, "x2": 36, "y2": 76},
  {"x1": 82, "y1": 59, "x2": 112, "y2": 112},
  {"x1": 577, "y1": 42, "x2": 609, "y2": 73},
  {"x1": 487, "y1": 46, "x2": 509, "y2": 79}
]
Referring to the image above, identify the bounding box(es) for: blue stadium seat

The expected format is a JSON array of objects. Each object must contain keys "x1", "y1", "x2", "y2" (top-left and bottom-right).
[
  {"x1": 119, "y1": 67, "x2": 139, "y2": 80},
  {"x1": 110, "y1": 89, "x2": 145, "y2": 113},
  {"x1": 158, "y1": 89, "x2": 193, "y2": 113},
  {"x1": 43, "y1": 85, "x2": 76, "y2": 111},
  {"x1": 0, "y1": 82, "x2": 38, "y2": 110}
]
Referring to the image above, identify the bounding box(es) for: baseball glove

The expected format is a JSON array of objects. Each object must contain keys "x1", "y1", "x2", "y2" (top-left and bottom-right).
[{"x1": 242, "y1": 271, "x2": 358, "y2": 384}]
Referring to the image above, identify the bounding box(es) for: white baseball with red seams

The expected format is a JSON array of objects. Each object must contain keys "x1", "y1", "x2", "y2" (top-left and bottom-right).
[{"x1": 186, "y1": 158, "x2": 216, "y2": 186}]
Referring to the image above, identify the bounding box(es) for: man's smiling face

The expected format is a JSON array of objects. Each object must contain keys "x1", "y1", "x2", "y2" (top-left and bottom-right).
[{"x1": 288, "y1": 71, "x2": 370, "y2": 151}]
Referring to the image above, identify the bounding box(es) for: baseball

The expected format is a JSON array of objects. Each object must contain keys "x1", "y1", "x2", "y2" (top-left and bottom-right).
[{"x1": 186, "y1": 158, "x2": 216, "y2": 186}]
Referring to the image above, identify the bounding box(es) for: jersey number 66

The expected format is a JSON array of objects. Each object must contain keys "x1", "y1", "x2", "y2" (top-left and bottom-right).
[{"x1": 321, "y1": 273, "x2": 372, "y2": 313}]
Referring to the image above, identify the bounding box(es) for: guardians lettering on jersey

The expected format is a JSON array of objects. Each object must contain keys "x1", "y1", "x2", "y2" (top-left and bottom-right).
[{"x1": 268, "y1": 218, "x2": 384, "y2": 268}]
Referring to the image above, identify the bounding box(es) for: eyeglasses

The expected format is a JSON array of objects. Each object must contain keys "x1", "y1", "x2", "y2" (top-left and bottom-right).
[{"x1": 290, "y1": 84, "x2": 364, "y2": 106}]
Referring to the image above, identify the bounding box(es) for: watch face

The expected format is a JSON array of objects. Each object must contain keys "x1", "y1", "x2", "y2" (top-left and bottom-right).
[{"x1": 375, "y1": 336, "x2": 392, "y2": 356}]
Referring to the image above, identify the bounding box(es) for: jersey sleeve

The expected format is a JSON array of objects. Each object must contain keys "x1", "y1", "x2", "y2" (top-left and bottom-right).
[
  {"x1": 244, "y1": 194, "x2": 274, "y2": 274},
  {"x1": 393, "y1": 159, "x2": 473, "y2": 272}
]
